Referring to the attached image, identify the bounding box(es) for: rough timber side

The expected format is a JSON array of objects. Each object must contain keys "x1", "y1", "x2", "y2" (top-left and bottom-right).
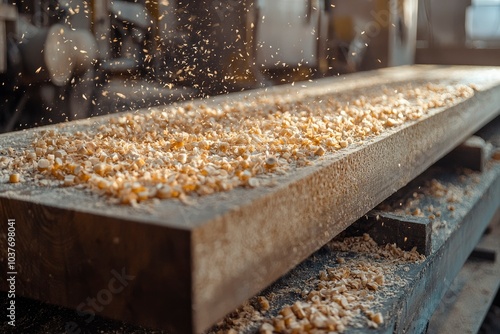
[
  {"x1": 207, "y1": 119, "x2": 500, "y2": 334},
  {"x1": 0, "y1": 66, "x2": 500, "y2": 333}
]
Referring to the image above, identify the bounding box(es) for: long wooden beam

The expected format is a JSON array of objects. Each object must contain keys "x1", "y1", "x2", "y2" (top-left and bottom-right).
[{"x1": 1, "y1": 66, "x2": 500, "y2": 333}]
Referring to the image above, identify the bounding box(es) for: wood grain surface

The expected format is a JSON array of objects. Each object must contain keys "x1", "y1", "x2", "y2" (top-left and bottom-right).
[{"x1": 1, "y1": 65, "x2": 500, "y2": 333}]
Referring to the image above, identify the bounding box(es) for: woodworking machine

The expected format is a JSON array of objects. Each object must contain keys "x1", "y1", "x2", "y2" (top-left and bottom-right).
[{"x1": 0, "y1": 1, "x2": 500, "y2": 334}]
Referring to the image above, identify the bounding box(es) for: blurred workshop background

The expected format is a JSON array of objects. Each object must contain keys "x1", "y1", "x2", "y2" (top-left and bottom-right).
[{"x1": 1, "y1": 0, "x2": 500, "y2": 133}]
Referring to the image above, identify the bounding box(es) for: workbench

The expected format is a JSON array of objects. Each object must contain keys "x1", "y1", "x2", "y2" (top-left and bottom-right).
[{"x1": 1, "y1": 65, "x2": 500, "y2": 333}]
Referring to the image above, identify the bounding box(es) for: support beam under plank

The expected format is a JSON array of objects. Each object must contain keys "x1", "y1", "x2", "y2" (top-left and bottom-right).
[{"x1": 428, "y1": 211, "x2": 500, "y2": 334}]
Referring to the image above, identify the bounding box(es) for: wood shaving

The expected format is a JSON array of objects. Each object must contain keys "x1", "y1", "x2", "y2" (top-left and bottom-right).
[
  {"x1": 256, "y1": 234, "x2": 424, "y2": 333},
  {"x1": 210, "y1": 302, "x2": 264, "y2": 334},
  {"x1": 208, "y1": 234, "x2": 425, "y2": 334},
  {"x1": 377, "y1": 172, "x2": 475, "y2": 235},
  {"x1": 0, "y1": 83, "x2": 474, "y2": 205}
]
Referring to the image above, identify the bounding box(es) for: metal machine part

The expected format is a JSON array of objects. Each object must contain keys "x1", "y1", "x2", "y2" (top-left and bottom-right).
[
  {"x1": 255, "y1": 0, "x2": 329, "y2": 75},
  {"x1": 252, "y1": 0, "x2": 418, "y2": 79},
  {"x1": 102, "y1": 1, "x2": 152, "y2": 75},
  {"x1": 417, "y1": 0, "x2": 471, "y2": 48},
  {"x1": 466, "y1": 1, "x2": 500, "y2": 47},
  {"x1": 0, "y1": 3, "x2": 17, "y2": 73},
  {"x1": 171, "y1": 0, "x2": 264, "y2": 94},
  {"x1": 16, "y1": 21, "x2": 97, "y2": 86},
  {"x1": 330, "y1": 0, "x2": 418, "y2": 72},
  {"x1": 415, "y1": 0, "x2": 500, "y2": 65}
]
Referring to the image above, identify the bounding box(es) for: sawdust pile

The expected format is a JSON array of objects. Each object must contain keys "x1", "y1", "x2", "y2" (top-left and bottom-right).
[{"x1": 209, "y1": 234, "x2": 425, "y2": 334}]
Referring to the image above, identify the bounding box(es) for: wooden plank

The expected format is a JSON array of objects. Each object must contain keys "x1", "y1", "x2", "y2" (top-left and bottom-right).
[
  {"x1": 209, "y1": 156, "x2": 500, "y2": 334},
  {"x1": 341, "y1": 212, "x2": 432, "y2": 255},
  {"x1": 428, "y1": 211, "x2": 500, "y2": 334},
  {"x1": 437, "y1": 135, "x2": 494, "y2": 171},
  {"x1": 239, "y1": 161, "x2": 500, "y2": 334},
  {"x1": 1, "y1": 66, "x2": 500, "y2": 333},
  {"x1": 1, "y1": 152, "x2": 498, "y2": 334},
  {"x1": 395, "y1": 177, "x2": 500, "y2": 334}
]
